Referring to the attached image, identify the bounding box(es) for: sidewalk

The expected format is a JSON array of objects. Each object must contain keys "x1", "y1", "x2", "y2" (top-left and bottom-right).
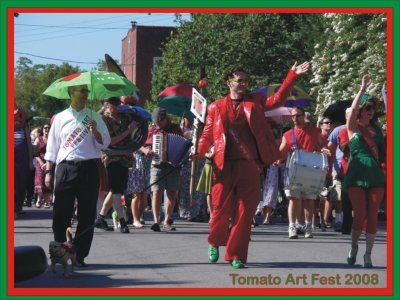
[{"x1": 13, "y1": 206, "x2": 388, "y2": 290}]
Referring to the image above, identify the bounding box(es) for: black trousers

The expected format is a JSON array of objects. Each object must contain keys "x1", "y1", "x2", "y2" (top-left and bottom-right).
[
  {"x1": 14, "y1": 147, "x2": 29, "y2": 213},
  {"x1": 53, "y1": 159, "x2": 99, "y2": 260}
]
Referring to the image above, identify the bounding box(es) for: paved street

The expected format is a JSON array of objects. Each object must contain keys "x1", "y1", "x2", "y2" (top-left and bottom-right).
[{"x1": 13, "y1": 206, "x2": 388, "y2": 291}]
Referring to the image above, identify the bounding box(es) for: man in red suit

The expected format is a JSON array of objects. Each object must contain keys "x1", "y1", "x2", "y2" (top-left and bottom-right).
[{"x1": 196, "y1": 61, "x2": 310, "y2": 268}]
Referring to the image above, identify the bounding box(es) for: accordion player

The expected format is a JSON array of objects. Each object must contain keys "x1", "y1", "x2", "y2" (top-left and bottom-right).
[{"x1": 152, "y1": 132, "x2": 192, "y2": 167}]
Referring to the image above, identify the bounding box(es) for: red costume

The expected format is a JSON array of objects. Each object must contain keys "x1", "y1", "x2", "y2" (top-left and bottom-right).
[{"x1": 197, "y1": 69, "x2": 299, "y2": 263}]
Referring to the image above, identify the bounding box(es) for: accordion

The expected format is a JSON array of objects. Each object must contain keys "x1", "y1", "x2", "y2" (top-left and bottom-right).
[{"x1": 152, "y1": 133, "x2": 192, "y2": 167}]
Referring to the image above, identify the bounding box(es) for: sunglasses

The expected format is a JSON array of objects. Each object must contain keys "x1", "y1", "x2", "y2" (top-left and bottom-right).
[
  {"x1": 43, "y1": 127, "x2": 50, "y2": 129},
  {"x1": 321, "y1": 121, "x2": 331, "y2": 124},
  {"x1": 291, "y1": 114, "x2": 304, "y2": 118},
  {"x1": 230, "y1": 78, "x2": 249, "y2": 84},
  {"x1": 365, "y1": 105, "x2": 375, "y2": 112}
]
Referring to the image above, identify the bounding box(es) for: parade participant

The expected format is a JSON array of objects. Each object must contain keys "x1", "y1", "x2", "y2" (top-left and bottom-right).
[
  {"x1": 44, "y1": 84, "x2": 111, "y2": 266},
  {"x1": 327, "y1": 109, "x2": 352, "y2": 234},
  {"x1": 96, "y1": 97, "x2": 138, "y2": 234},
  {"x1": 197, "y1": 61, "x2": 310, "y2": 269},
  {"x1": 14, "y1": 104, "x2": 33, "y2": 218},
  {"x1": 179, "y1": 117, "x2": 206, "y2": 222},
  {"x1": 149, "y1": 108, "x2": 184, "y2": 232},
  {"x1": 317, "y1": 117, "x2": 334, "y2": 231},
  {"x1": 344, "y1": 74, "x2": 385, "y2": 268},
  {"x1": 279, "y1": 107, "x2": 330, "y2": 239},
  {"x1": 33, "y1": 124, "x2": 52, "y2": 208}
]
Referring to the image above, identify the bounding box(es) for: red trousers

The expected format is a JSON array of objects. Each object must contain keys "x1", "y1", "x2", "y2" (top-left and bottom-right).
[
  {"x1": 347, "y1": 187, "x2": 384, "y2": 234},
  {"x1": 209, "y1": 160, "x2": 261, "y2": 263}
]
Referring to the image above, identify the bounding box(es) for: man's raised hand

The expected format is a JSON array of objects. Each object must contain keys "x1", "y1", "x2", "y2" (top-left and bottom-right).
[{"x1": 291, "y1": 61, "x2": 310, "y2": 75}]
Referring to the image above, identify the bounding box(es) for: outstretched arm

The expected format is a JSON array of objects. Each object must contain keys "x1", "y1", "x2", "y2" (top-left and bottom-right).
[
  {"x1": 346, "y1": 74, "x2": 372, "y2": 140},
  {"x1": 264, "y1": 61, "x2": 310, "y2": 109}
]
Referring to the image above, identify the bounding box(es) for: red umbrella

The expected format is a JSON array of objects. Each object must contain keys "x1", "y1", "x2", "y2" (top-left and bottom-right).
[
  {"x1": 158, "y1": 83, "x2": 193, "y2": 98},
  {"x1": 158, "y1": 84, "x2": 195, "y2": 120}
]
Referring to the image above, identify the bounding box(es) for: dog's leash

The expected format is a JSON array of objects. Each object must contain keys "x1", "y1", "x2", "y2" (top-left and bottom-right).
[{"x1": 71, "y1": 156, "x2": 191, "y2": 241}]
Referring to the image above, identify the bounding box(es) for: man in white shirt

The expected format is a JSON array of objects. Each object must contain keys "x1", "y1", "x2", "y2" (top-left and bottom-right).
[{"x1": 44, "y1": 84, "x2": 110, "y2": 267}]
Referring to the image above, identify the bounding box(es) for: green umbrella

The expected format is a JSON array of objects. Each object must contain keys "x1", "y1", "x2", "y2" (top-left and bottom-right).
[{"x1": 43, "y1": 71, "x2": 139, "y2": 100}]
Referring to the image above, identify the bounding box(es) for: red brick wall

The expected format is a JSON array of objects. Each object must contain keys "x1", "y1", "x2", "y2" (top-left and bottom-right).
[{"x1": 121, "y1": 26, "x2": 176, "y2": 105}]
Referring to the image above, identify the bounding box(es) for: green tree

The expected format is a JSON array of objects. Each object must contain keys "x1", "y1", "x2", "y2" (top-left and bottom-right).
[
  {"x1": 14, "y1": 57, "x2": 80, "y2": 124},
  {"x1": 152, "y1": 13, "x2": 324, "y2": 105},
  {"x1": 310, "y1": 13, "x2": 386, "y2": 120}
]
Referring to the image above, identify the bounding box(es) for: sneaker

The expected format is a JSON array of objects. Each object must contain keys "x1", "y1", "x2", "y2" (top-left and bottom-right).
[
  {"x1": 162, "y1": 224, "x2": 176, "y2": 232},
  {"x1": 151, "y1": 223, "x2": 161, "y2": 232},
  {"x1": 296, "y1": 224, "x2": 305, "y2": 235},
  {"x1": 304, "y1": 224, "x2": 313, "y2": 238},
  {"x1": 320, "y1": 223, "x2": 327, "y2": 232},
  {"x1": 95, "y1": 218, "x2": 114, "y2": 231},
  {"x1": 288, "y1": 226, "x2": 298, "y2": 239},
  {"x1": 208, "y1": 245, "x2": 219, "y2": 263},
  {"x1": 334, "y1": 222, "x2": 342, "y2": 232},
  {"x1": 231, "y1": 259, "x2": 245, "y2": 269},
  {"x1": 119, "y1": 219, "x2": 130, "y2": 233},
  {"x1": 120, "y1": 225, "x2": 130, "y2": 233}
]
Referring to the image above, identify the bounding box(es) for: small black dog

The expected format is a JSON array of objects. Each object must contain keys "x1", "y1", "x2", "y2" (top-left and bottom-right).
[{"x1": 49, "y1": 227, "x2": 77, "y2": 277}]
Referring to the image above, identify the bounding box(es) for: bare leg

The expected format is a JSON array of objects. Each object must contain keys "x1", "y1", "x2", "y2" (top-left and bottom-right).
[
  {"x1": 288, "y1": 197, "x2": 299, "y2": 224},
  {"x1": 303, "y1": 199, "x2": 314, "y2": 223},
  {"x1": 152, "y1": 190, "x2": 163, "y2": 224},
  {"x1": 164, "y1": 190, "x2": 178, "y2": 226},
  {"x1": 262, "y1": 206, "x2": 272, "y2": 224},
  {"x1": 131, "y1": 192, "x2": 145, "y2": 228},
  {"x1": 35, "y1": 192, "x2": 43, "y2": 208},
  {"x1": 99, "y1": 191, "x2": 113, "y2": 216},
  {"x1": 139, "y1": 193, "x2": 147, "y2": 221},
  {"x1": 206, "y1": 194, "x2": 212, "y2": 223}
]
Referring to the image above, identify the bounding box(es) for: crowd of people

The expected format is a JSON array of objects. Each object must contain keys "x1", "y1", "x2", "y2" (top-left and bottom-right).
[{"x1": 14, "y1": 68, "x2": 386, "y2": 270}]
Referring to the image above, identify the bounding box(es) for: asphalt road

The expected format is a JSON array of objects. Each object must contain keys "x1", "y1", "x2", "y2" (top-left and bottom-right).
[{"x1": 12, "y1": 206, "x2": 388, "y2": 294}]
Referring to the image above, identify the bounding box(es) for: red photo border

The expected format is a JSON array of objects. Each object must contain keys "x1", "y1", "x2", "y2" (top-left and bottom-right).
[{"x1": 7, "y1": 6, "x2": 394, "y2": 297}]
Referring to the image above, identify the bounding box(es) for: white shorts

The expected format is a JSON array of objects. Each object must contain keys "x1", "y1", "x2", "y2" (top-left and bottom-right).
[{"x1": 284, "y1": 188, "x2": 318, "y2": 201}]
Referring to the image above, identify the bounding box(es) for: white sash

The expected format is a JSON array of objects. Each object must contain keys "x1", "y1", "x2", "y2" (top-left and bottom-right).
[{"x1": 58, "y1": 113, "x2": 92, "y2": 162}]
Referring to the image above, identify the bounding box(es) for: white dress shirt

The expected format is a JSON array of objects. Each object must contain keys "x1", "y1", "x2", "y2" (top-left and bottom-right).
[{"x1": 45, "y1": 106, "x2": 111, "y2": 164}]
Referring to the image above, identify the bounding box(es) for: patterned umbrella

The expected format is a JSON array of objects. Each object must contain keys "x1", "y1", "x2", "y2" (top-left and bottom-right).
[
  {"x1": 252, "y1": 84, "x2": 312, "y2": 107},
  {"x1": 158, "y1": 84, "x2": 195, "y2": 120},
  {"x1": 265, "y1": 107, "x2": 293, "y2": 124},
  {"x1": 43, "y1": 71, "x2": 139, "y2": 100}
]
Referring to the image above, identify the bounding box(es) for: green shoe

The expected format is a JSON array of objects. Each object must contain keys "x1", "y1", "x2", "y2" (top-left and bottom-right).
[
  {"x1": 347, "y1": 256, "x2": 356, "y2": 265},
  {"x1": 208, "y1": 245, "x2": 219, "y2": 263},
  {"x1": 347, "y1": 245, "x2": 358, "y2": 265},
  {"x1": 363, "y1": 253, "x2": 373, "y2": 268},
  {"x1": 231, "y1": 259, "x2": 245, "y2": 269}
]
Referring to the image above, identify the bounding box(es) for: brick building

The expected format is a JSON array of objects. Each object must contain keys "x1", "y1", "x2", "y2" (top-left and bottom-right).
[{"x1": 121, "y1": 24, "x2": 176, "y2": 104}]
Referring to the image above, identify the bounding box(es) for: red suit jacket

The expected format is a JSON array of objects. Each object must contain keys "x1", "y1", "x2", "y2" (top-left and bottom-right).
[{"x1": 198, "y1": 69, "x2": 299, "y2": 176}]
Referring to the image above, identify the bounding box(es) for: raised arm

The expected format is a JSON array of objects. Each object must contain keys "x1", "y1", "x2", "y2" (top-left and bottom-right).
[
  {"x1": 264, "y1": 61, "x2": 310, "y2": 110},
  {"x1": 346, "y1": 74, "x2": 372, "y2": 140}
]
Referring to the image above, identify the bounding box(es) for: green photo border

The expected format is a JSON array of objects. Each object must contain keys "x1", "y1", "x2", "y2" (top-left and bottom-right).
[{"x1": 1, "y1": 0, "x2": 398, "y2": 299}]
